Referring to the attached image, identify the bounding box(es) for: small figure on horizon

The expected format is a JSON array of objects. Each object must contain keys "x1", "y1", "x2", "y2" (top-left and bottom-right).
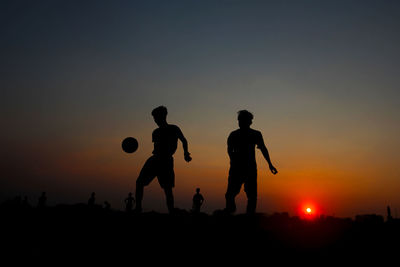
[
  {"x1": 88, "y1": 192, "x2": 96, "y2": 206},
  {"x1": 224, "y1": 110, "x2": 278, "y2": 215},
  {"x1": 387, "y1": 206, "x2": 393, "y2": 221},
  {"x1": 134, "y1": 106, "x2": 192, "y2": 214},
  {"x1": 192, "y1": 188, "x2": 204, "y2": 214},
  {"x1": 125, "y1": 192, "x2": 135, "y2": 212},
  {"x1": 38, "y1": 192, "x2": 47, "y2": 208}
]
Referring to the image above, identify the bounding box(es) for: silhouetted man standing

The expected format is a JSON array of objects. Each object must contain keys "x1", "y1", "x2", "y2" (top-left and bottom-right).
[
  {"x1": 192, "y1": 188, "x2": 204, "y2": 213},
  {"x1": 135, "y1": 106, "x2": 192, "y2": 213},
  {"x1": 125, "y1": 192, "x2": 135, "y2": 212},
  {"x1": 225, "y1": 110, "x2": 277, "y2": 214}
]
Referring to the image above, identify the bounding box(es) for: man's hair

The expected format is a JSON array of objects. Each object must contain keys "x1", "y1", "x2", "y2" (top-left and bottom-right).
[
  {"x1": 237, "y1": 110, "x2": 253, "y2": 121},
  {"x1": 152, "y1": 106, "x2": 168, "y2": 117}
]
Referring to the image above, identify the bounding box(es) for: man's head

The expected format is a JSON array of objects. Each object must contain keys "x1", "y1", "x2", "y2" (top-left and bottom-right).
[
  {"x1": 152, "y1": 106, "x2": 168, "y2": 126},
  {"x1": 237, "y1": 110, "x2": 253, "y2": 129},
  {"x1": 196, "y1": 188, "x2": 200, "y2": 193}
]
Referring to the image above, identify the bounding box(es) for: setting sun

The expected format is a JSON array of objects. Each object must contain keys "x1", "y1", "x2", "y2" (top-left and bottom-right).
[{"x1": 298, "y1": 203, "x2": 320, "y2": 219}]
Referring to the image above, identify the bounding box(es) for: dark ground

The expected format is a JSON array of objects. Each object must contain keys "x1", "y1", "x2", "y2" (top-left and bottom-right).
[{"x1": 1, "y1": 203, "x2": 399, "y2": 265}]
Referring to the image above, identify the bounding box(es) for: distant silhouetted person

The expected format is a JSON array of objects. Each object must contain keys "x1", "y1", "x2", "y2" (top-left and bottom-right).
[
  {"x1": 135, "y1": 106, "x2": 192, "y2": 214},
  {"x1": 88, "y1": 192, "x2": 96, "y2": 206},
  {"x1": 125, "y1": 192, "x2": 135, "y2": 212},
  {"x1": 38, "y1": 192, "x2": 47, "y2": 208},
  {"x1": 387, "y1": 206, "x2": 393, "y2": 221},
  {"x1": 192, "y1": 188, "x2": 204, "y2": 213},
  {"x1": 104, "y1": 201, "x2": 111, "y2": 210},
  {"x1": 224, "y1": 110, "x2": 278, "y2": 214}
]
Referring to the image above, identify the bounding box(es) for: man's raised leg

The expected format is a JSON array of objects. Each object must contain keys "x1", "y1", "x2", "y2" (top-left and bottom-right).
[{"x1": 134, "y1": 156, "x2": 157, "y2": 213}]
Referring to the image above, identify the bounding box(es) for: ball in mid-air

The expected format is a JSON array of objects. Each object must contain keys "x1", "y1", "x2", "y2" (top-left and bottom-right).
[{"x1": 122, "y1": 137, "x2": 138, "y2": 153}]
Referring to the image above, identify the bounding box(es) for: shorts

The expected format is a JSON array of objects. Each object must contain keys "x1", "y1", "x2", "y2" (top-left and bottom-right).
[
  {"x1": 136, "y1": 155, "x2": 175, "y2": 189},
  {"x1": 226, "y1": 165, "x2": 257, "y2": 199}
]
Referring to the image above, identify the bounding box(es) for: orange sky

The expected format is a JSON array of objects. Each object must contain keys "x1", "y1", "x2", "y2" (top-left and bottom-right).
[{"x1": 2, "y1": 109, "x2": 399, "y2": 218}]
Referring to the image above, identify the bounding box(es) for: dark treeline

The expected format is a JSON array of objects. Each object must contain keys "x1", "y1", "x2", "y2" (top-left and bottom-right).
[{"x1": 1, "y1": 198, "x2": 399, "y2": 264}]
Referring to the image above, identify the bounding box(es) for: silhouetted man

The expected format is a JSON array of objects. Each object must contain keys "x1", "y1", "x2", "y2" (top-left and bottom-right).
[
  {"x1": 225, "y1": 110, "x2": 277, "y2": 214},
  {"x1": 192, "y1": 188, "x2": 204, "y2": 213},
  {"x1": 135, "y1": 106, "x2": 192, "y2": 213},
  {"x1": 125, "y1": 192, "x2": 135, "y2": 212},
  {"x1": 387, "y1": 206, "x2": 393, "y2": 221}
]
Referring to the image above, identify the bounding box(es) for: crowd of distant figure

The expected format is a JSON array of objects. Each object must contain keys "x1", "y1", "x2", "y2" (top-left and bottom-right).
[
  {"x1": 2, "y1": 188, "x2": 205, "y2": 214},
  {"x1": 3, "y1": 191, "x2": 398, "y2": 224}
]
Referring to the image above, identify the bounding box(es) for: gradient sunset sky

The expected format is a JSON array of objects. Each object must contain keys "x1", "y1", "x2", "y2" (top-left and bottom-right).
[{"x1": 1, "y1": 0, "x2": 400, "y2": 217}]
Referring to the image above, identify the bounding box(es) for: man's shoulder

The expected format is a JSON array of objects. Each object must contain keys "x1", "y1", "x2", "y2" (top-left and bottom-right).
[
  {"x1": 229, "y1": 128, "x2": 261, "y2": 136},
  {"x1": 250, "y1": 129, "x2": 263, "y2": 142},
  {"x1": 229, "y1": 129, "x2": 241, "y2": 136},
  {"x1": 250, "y1": 128, "x2": 262, "y2": 136},
  {"x1": 167, "y1": 124, "x2": 182, "y2": 133},
  {"x1": 152, "y1": 127, "x2": 161, "y2": 134},
  {"x1": 168, "y1": 124, "x2": 180, "y2": 129}
]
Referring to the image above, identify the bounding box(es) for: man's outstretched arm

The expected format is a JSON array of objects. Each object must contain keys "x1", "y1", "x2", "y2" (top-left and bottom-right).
[
  {"x1": 257, "y1": 134, "x2": 278, "y2": 174},
  {"x1": 177, "y1": 128, "x2": 192, "y2": 162}
]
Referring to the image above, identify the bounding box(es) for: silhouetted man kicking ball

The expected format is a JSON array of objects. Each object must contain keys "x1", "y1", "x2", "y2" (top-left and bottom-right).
[
  {"x1": 135, "y1": 106, "x2": 192, "y2": 214},
  {"x1": 225, "y1": 110, "x2": 277, "y2": 215}
]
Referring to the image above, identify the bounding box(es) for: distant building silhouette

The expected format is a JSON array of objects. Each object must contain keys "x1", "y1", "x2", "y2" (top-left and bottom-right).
[{"x1": 355, "y1": 214, "x2": 384, "y2": 224}]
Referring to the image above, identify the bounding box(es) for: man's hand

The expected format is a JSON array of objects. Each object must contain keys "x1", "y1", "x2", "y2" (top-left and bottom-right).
[
  {"x1": 184, "y1": 152, "x2": 192, "y2": 162},
  {"x1": 269, "y1": 165, "x2": 278, "y2": 175}
]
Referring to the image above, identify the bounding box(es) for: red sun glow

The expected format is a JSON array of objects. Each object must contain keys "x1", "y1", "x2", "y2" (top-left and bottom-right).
[{"x1": 298, "y1": 202, "x2": 320, "y2": 219}]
